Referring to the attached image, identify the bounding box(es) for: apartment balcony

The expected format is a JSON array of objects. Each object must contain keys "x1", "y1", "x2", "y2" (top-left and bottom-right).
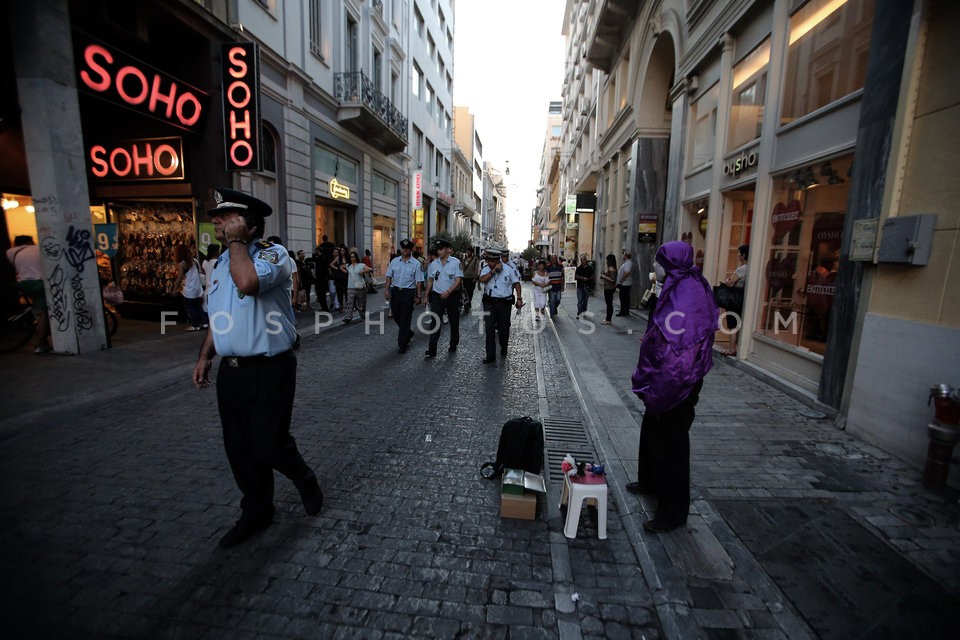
[
  {"x1": 334, "y1": 72, "x2": 408, "y2": 155},
  {"x1": 585, "y1": 0, "x2": 641, "y2": 73}
]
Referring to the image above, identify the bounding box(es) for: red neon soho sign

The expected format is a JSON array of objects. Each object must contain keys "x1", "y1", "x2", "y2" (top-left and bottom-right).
[
  {"x1": 89, "y1": 138, "x2": 184, "y2": 181},
  {"x1": 76, "y1": 38, "x2": 208, "y2": 132},
  {"x1": 222, "y1": 42, "x2": 262, "y2": 172}
]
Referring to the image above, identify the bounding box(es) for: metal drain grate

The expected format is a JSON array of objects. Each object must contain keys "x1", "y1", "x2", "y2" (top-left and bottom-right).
[{"x1": 542, "y1": 418, "x2": 597, "y2": 485}]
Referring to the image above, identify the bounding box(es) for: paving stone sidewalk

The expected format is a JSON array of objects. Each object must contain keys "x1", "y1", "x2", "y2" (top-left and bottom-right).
[
  {"x1": 546, "y1": 286, "x2": 960, "y2": 639},
  {"x1": 1, "y1": 291, "x2": 957, "y2": 639}
]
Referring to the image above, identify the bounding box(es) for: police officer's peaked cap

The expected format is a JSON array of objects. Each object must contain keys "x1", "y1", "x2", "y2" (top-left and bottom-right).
[
  {"x1": 434, "y1": 238, "x2": 452, "y2": 249},
  {"x1": 207, "y1": 187, "x2": 273, "y2": 218},
  {"x1": 482, "y1": 242, "x2": 504, "y2": 259},
  {"x1": 399, "y1": 239, "x2": 415, "y2": 249}
]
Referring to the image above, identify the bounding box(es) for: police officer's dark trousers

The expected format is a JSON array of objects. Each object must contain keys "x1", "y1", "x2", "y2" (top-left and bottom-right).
[
  {"x1": 637, "y1": 380, "x2": 702, "y2": 527},
  {"x1": 390, "y1": 287, "x2": 416, "y2": 348},
  {"x1": 427, "y1": 291, "x2": 460, "y2": 352},
  {"x1": 482, "y1": 296, "x2": 512, "y2": 358},
  {"x1": 217, "y1": 351, "x2": 315, "y2": 519}
]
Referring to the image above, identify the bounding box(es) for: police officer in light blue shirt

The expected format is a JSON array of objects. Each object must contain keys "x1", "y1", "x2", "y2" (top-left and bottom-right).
[
  {"x1": 192, "y1": 187, "x2": 322, "y2": 549},
  {"x1": 478, "y1": 242, "x2": 523, "y2": 364},
  {"x1": 384, "y1": 238, "x2": 424, "y2": 353},
  {"x1": 423, "y1": 238, "x2": 462, "y2": 357}
]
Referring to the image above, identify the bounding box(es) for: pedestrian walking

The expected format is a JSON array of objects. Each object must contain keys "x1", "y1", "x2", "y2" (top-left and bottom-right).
[
  {"x1": 461, "y1": 247, "x2": 479, "y2": 311},
  {"x1": 6, "y1": 235, "x2": 51, "y2": 353},
  {"x1": 191, "y1": 187, "x2": 323, "y2": 548},
  {"x1": 629, "y1": 241, "x2": 716, "y2": 533},
  {"x1": 310, "y1": 244, "x2": 331, "y2": 312},
  {"x1": 423, "y1": 238, "x2": 462, "y2": 357},
  {"x1": 531, "y1": 260, "x2": 550, "y2": 322},
  {"x1": 201, "y1": 244, "x2": 220, "y2": 316},
  {"x1": 174, "y1": 244, "x2": 206, "y2": 331},
  {"x1": 340, "y1": 250, "x2": 372, "y2": 324},
  {"x1": 546, "y1": 255, "x2": 565, "y2": 318},
  {"x1": 478, "y1": 242, "x2": 523, "y2": 364},
  {"x1": 599, "y1": 254, "x2": 618, "y2": 325},
  {"x1": 330, "y1": 246, "x2": 348, "y2": 311},
  {"x1": 616, "y1": 251, "x2": 634, "y2": 316},
  {"x1": 384, "y1": 238, "x2": 424, "y2": 353},
  {"x1": 574, "y1": 254, "x2": 594, "y2": 318}
]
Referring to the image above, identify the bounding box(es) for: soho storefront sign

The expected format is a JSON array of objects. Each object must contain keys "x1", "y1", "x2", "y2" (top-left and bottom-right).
[
  {"x1": 222, "y1": 42, "x2": 262, "y2": 172},
  {"x1": 329, "y1": 178, "x2": 350, "y2": 199},
  {"x1": 75, "y1": 33, "x2": 208, "y2": 132},
  {"x1": 722, "y1": 150, "x2": 758, "y2": 177},
  {"x1": 88, "y1": 137, "x2": 184, "y2": 181}
]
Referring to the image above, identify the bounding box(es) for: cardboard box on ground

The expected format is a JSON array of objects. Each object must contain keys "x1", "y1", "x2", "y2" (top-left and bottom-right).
[{"x1": 500, "y1": 469, "x2": 546, "y2": 520}]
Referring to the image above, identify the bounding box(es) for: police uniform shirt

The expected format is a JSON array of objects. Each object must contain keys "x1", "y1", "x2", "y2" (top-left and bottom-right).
[
  {"x1": 207, "y1": 240, "x2": 298, "y2": 357},
  {"x1": 480, "y1": 262, "x2": 519, "y2": 298},
  {"x1": 500, "y1": 258, "x2": 520, "y2": 280},
  {"x1": 427, "y1": 256, "x2": 463, "y2": 295},
  {"x1": 386, "y1": 255, "x2": 425, "y2": 289}
]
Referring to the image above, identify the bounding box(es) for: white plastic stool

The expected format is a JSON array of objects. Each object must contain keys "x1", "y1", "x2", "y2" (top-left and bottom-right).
[{"x1": 559, "y1": 472, "x2": 608, "y2": 539}]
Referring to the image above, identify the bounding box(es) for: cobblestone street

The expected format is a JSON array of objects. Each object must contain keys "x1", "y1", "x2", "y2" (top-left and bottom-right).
[{"x1": 1, "y1": 284, "x2": 958, "y2": 639}]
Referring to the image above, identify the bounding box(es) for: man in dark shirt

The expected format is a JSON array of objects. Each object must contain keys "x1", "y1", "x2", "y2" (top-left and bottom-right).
[
  {"x1": 574, "y1": 254, "x2": 594, "y2": 318},
  {"x1": 546, "y1": 255, "x2": 565, "y2": 319}
]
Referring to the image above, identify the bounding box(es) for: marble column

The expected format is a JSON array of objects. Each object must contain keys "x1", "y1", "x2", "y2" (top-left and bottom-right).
[{"x1": 9, "y1": 0, "x2": 106, "y2": 354}]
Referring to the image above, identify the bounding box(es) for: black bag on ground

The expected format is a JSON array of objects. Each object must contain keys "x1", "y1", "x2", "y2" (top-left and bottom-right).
[{"x1": 480, "y1": 416, "x2": 544, "y2": 479}]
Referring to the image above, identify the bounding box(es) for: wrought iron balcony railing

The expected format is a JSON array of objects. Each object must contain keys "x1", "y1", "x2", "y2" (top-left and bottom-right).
[{"x1": 334, "y1": 71, "x2": 408, "y2": 142}]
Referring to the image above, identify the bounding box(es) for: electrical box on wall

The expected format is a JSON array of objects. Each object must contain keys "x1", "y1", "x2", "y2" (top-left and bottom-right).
[{"x1": 877, "y1": 214, "x2": 936, "y2": 265}]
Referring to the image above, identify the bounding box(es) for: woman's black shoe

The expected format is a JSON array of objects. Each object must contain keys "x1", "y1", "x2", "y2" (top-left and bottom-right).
[{"x1": 625, "y1": 482, "x2": 653, "y2": 495}]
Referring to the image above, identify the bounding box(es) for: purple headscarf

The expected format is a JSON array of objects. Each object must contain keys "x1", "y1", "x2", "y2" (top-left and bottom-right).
[{"x1": 631, "y1": 241, "x2": 717, "y2": 415}]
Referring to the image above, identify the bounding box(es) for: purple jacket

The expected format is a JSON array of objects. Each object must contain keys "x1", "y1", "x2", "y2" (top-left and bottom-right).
[{"x1": 632, "y1": 242, "x2": 717, "y2": 415}]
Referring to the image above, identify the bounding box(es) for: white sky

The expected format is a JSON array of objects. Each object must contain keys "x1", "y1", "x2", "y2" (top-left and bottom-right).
[{"x1": 453, "y1": 1, "x2": 567, "y2": 251}]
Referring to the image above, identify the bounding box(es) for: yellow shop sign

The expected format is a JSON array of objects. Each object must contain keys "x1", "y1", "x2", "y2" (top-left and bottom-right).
[{"x1": 329, "y1": 178, "x2": 350, "y2": 199}]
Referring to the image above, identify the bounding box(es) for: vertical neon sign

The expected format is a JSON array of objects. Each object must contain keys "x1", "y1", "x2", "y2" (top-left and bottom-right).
[{"x1": 222, "y1": 42, "x2": 262, "y2": 172}]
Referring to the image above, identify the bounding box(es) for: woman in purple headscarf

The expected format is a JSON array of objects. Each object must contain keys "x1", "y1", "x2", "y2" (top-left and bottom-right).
[{"x1": 629, "y1": 241, "x2": 717, "y2": 532}]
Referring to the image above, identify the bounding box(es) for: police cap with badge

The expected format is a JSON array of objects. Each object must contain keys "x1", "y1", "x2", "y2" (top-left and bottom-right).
[
  {"x1": 434, "y1": 238, "x2": 452, "y2": 249},
  {"x1": 482, "y1": 242, "x2": 504, "y2": 260},
  {"x1": 207, "y1": 187, "x2": 273, "y2": 228},
  {"x1": 399, "y1": 238, "x2": 415, "y2": 250}
]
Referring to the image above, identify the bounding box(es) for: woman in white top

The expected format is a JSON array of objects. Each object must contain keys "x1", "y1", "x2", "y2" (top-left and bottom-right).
[
  {"x1": 720, "y1": 244, "x2": 749, "y2": 356},
  {"x1": 340, "y1": 250, "x2": 372, "y2": 324},
  {"x1": 530, "y1": 260, "x2": 550, "y2": 321}
]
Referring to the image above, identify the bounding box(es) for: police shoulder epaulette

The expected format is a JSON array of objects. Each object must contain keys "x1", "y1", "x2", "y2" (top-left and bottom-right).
[{"x1": 256, "y1": 240, "x2": 273, "y2": 248}]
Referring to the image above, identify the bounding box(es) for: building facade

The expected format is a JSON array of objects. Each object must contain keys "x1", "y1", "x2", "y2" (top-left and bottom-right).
[{"x1": 555, "y1": 0, "x2": 959, "y2": 482}]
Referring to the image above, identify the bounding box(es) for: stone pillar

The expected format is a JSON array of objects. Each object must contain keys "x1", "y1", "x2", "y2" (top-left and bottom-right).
[
  {"x1": 9, "y1": 0, "x2": 106, "y2": 354},
  {"x1": 820, "y1": 0, "x2": 913, "y2": 408},
  {"x1": 630, "y1": 137, "x2": 669, "y2": 306}
]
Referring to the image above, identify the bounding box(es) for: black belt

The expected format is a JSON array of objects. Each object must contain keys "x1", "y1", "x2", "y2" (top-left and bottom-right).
[
  {"x1": 483, "y1": 295, "x2": 514, "y2": 303},
  {"x1": 391, "y1": 286, "x2": 416, "y2": 291},
  {"x1": 223, "y1": 350, "x2": 292, "y2": 367}
]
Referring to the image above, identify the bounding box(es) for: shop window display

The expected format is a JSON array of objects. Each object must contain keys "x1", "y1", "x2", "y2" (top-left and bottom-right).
[
  {"x1": 780, "y1": 0, "x2": 874, "y2": 125},
  {"x1": 688, "y1": 83, "x2": 719, "y2": 169},
  {"x1": 728, "y1": 39, "x2": 769, "y2": 151},
  {"x1": 756, "y1": 155, "x2": 851, "y2": 355},
  {"x1": 112, "y1": 201, "x2": 196, "y2": 298}
]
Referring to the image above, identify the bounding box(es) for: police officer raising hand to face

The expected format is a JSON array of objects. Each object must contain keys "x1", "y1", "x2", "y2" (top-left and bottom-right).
[
  {"x1": 478, "y1": 242, "x2": 522, "y2": 364},
  {"x1": 192, "y1": 187, "x2": 323, "y2": 549}
]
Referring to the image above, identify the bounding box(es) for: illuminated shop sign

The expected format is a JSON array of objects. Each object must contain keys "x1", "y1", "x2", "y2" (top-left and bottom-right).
[
  {"x1": 88, "y1": 137, "x2": 184, "y2": 181},
  {"x1": 74, "y1": 33, "x2": 208, "y2": 133},
  {"x1": 222, "y1": 42, "x2": 262, "y2": 172},
  {"x1": 329, "y1": 178, "x2": 350, "y2": 199},
  {"x1": 412, "y1": 171, "x2": 423, "y2": 209},
  {"x1": 722, "y1": 151, "x2": 758, "y2": 177}
]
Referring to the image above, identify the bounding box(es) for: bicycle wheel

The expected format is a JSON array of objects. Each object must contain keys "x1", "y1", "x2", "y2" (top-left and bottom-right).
[
  {"x1": 0, "y1": 309, "x2": 36, "y2": 353},
  {"x1": 104, "y1": 307, "x2": 118, "y2": 337}
]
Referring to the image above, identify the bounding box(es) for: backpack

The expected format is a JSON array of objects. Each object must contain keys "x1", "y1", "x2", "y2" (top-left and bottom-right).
[{"x1": 480, "y1": 416, "x2": 544, "y2": 479}]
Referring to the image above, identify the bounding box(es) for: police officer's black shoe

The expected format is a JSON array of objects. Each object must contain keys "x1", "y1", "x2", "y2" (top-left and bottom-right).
[
  {"x1": 448, "y1": 345, "x2": 457, "y2": 352},
  {"x1": 398, "y1": 345, "x2": 407, "y2": 353},
  {"x1": 295, "y1": 478, "x2": 324, "y2": 516},
  {"x1": 424, "y1": 350, "x2": 436, "y2": 358},
  {"x1": 482, "y1": 356, "x2": 496, "y2": 364},
  {"x1": 218, "y1": 514, "x2": 273, "y2": 548}
]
